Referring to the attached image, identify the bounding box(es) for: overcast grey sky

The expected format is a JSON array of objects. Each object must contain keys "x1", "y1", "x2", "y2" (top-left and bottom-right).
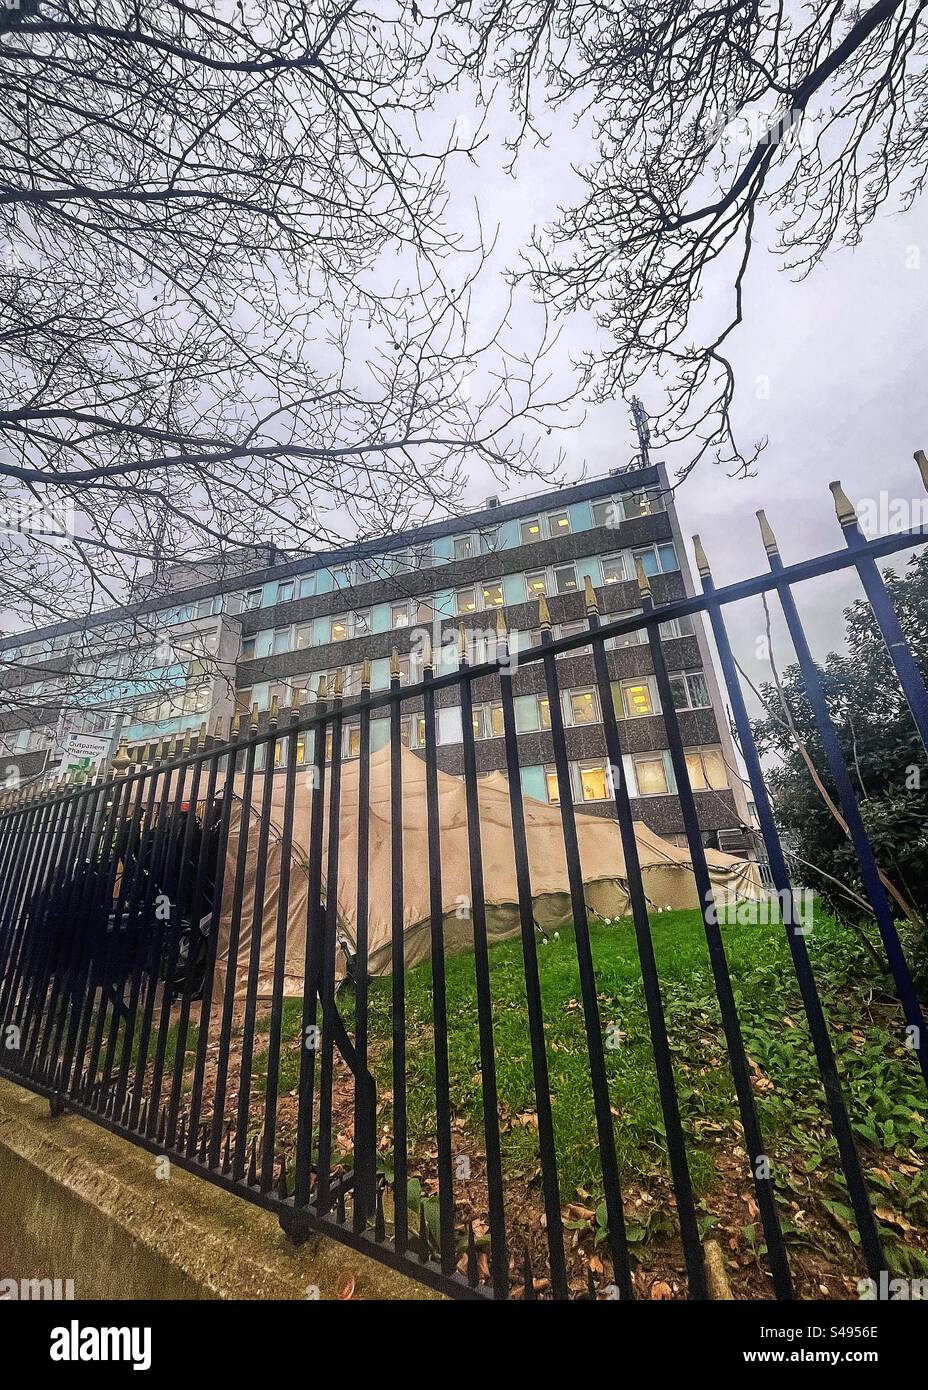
[{"x1": 435, "y1": 83, "x2": 928, "y2": 692}]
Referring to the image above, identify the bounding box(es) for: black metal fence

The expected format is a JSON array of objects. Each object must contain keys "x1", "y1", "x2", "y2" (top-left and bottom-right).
[{"x1": 1, "y1": 478, "x2": 927, "y2": 1300}]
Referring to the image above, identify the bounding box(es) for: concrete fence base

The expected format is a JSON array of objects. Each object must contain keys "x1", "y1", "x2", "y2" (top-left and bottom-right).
[{"x1": 0, "y1": 1078, "x2": 439, "y2": 1301}]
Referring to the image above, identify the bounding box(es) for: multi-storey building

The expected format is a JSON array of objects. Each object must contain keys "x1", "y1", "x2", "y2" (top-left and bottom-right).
[{"x1": 0, "y1": 464, "x2": 753, "y2": 852}]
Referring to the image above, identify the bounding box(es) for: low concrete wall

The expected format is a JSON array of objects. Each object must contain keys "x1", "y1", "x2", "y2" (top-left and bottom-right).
[{"x1": 0, "y1": 1078, "x2": 439, "y2": 1300}]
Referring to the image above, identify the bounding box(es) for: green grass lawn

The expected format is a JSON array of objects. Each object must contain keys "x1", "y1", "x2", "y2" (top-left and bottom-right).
[{"x1": 248, "y1": 904, "x2": 928, "y2": 1275}]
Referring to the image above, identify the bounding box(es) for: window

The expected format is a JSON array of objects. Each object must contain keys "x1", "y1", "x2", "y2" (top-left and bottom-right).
[
  {"x1": 555, "y1": 620, "x2": 591, "y2": 657},
  {"x1": 619, "y1": 678, "x2": 656, "y2": 718},
  {"x1": 276, "y1": 580, "x2": 294, "y2": 604},
  {"x1": 538, "y1": 695, "x2": 551, "y2": 729},
  {"x1": 670, "y1": 671, "x2": 711, "y2": 711},
  {"x1": 332, "y1": 564, "x2": 353, "y2": 589},
  {"x1": 454, "y1": 534, "x2": 475, "y2": 561},
  {"x1": 481, "y1": 580, "x2": 503, "y2": 608},
  {"x1": 633, "y1": 543, "x2": 679, "y2": 577},
  {"x1": 624, "y1": 489, "x2": 665, "y2": 519},
  {"x1": 552, "y1": 564, "x2": 578, "y2": 595},
  {"x1": 479, "y1": 528, "x2": 499, "y2": 553},
  {"x1": 685, "y1": 747, "x2": 728, "y2": 791},
  {"x1": 568, "y1": 689, "x2": 599, "y2": 726},
  {"x1": 601, "y1": 554, "x2": 627, "y2": 585},
  {"x1": 547, "y1": 510, "x2": 571, "y2": 537},
  {"x1": 295, "y1": 624, "x2": 313, "y2": 650},
  {"x1": 299, "y1": 575, "x2": 316, "y2": 599},
  {"x1": 391, "y1": 601, "x2": 410, "y2": 629},
  {"x1": 525, "y1": 571, "x2": 547, "y2": 600},
  {"x1": 591, "y1": 498, "x2": 621, "y2": 529},
  {"x1": 343, "y1": 723, "x2": 362, "y2": 759},
  {"x1": 578, "y1": 761, "x2": 609, "y2": 801},
  {"x1": 354, "y1": 609, "x2": 371, "y2": 636},
  {"x1": 607, "y1": 611, "x2": 646, "y2": 648},
  {"x1": 272, "y1": 627, "x2": 291, "y2": 655},
  {"x1": 244, "y1": 589, "x2": 263, "y2": 611},
  {"x1": 330, "y1": 617, "x2": 349, "y2": 642},
  {"x1": 414, "y1": 596, "x2": 433, "y2": 624},
  {"x1": 225, "y1": 592, "x2": 244, "y2": 616},
  {"x1": 473, "y1": 703, "x2": 504, "y2": 740},
  {"x1": 634, "y1": 755, "x2": 670, "y2": 796},
  {"x1": 545, "y1": 767, "x2": 560, "y2": 804},
  {"x1": 660, "y1": 613, "x2": 696, "y2": 639},
  {"x1": 241, "y1": 636, "x2": 256, "y2": 661},
  {"x1": 520, "y1": 517, "x2": 542, "y2": 544},
  {"x1": 456, "y1": 586, "x2": 477, "y2": 615}
]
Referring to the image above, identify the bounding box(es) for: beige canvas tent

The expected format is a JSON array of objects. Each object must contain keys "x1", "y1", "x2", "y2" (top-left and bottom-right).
[{"x1": 213, "y1": 744, "x2": 762, "y2": 1000}]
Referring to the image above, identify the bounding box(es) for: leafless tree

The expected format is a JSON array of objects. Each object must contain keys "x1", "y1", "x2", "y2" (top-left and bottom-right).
[
  {"x1": 433, "y1": 0, "x2": 928, "y2": 478},
  {"x1": 0, "y1": 0, "x2": 571, "y2": 660}
]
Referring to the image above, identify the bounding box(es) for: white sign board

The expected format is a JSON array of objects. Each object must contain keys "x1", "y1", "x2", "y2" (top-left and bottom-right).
[{"x1": 58, "y1": 733, "x2": 111, "y2": 765}]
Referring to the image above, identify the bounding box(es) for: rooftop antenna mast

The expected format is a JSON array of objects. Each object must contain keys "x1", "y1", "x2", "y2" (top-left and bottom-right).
[{"x1": 629, "y1": 396, "x2": 651, "y2": 470}]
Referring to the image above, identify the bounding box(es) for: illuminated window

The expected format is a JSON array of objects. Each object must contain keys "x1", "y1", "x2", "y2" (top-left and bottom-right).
[
  {"x1": 579, "y1": 761, "x2": 608, "y2": 801},
  {"x1": 344, "y1": 723, "x2": 362, "y2": 759},
  {"x1": 488, "y1": 703, "x2": 504, "y2": 738},
  {"x1": 456, "y1": 586, "x2": 477, "y2": 615},
  {"x1": 520, "y1": 518, "x2": 542, "y2": 544},
  {"x1": 601, "y1": 555, "x2": 626, "y2": 585},
  {"x1": 553, "y1": 564, "x2": 578, "y2": 595},
  {"x1": 482, "y1": 581, "x2": 504, "y2": 608},
  {"x1": 634, "y1": 756, "x2": 669, "y2": 796},
  {"x1": 569, "y1": 690, "x2": 599, "y2": 725},
  {"x1": 330, "y1": 617, "x2": 348, "y2": 642},
  {"x1": 685, "y1": 747, "x2": 727, "y2": 791},
  {"x1": 620, "y1": 679, "x2": 655, "y2": 718},
  {"x1": 526, "y1": 572, "x2": 547, "y2": 599},
  {"x1": 547, "y1": 510, "x2": 571, "y2": 537},
  {"x1": 545, "y1": 767, "x2": 560, "y2": 804},
  {"x1": 624, "y1": 490, "x2": 665, "y2": 519},
  {"x1": 607, "y1": 611, "x2": 645, "y2": 648},
  {"x1": 295, "y1": 624, "x2": 312, "y2": 650},
  {"x1": 414, "y1": 597, "x2": 434, "y2": 624},
  {"x1": 538, "y1": 696, "x2": 551, "y2": 729},
  {"x1": 400, "y1": 717, "x2": 411, "y2": 748}
]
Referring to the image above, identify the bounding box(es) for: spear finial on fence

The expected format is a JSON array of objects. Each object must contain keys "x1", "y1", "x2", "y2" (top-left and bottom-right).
[
  {"x1": 249, "y1": 702, "x2": 259, "y2": 730},
  {"x1": 692, "y1": 534, "x2": 711, "y2": 578},
  {"x1": 270, "y1": 693, "x2": 280, "y2": 723},
  {"x1": 495, "y1": 605, "x2": 508, "y2": 641},
  {"x1": 583, "y1": 573, "x2": 598, "y2": 615},
  {"x1": 457, "y1": 623, "x2": 468, "y2": 663},
  {"x1": 829, "y1": 480, "x2": 857, "y2": 529},
  {"x1": 182, "y1": 728, "x2": 192, "y2": 754},
  {"x1": 333, "y1": 668, "x2": 344, "y2": 698},
  {"x1": 197, "y1": 722, "x2": 207, "y2": 748},
  {"x1": 213, "y1": 716, "x2": 224, "y2": 742},
  {"x1": 390, "y1": 647, "x2": 400, "y2": 680},
  {"x1": 915, "y1": 449, "x2": 928, "y2": 491},
  {"x1": 230, "y1": 714, "x2": 240, "y2": 738},
  {"x1": 757, "y1": 509, "x2": 779, "y2": 557},
  {"x1": 422, "y1": 630, "x2": 433, "y2": 672},
  {"x1": 316, "y1": 675, "x2": 328, "y2": 702},
  {"x1": 635, "y1": 556, "x2": 652, "y2": 600},
  {"x1": 538, "y1": 593, "x2": 551, "y2": 631},
  {"x1": 361, "y1": 657, "x2": 371, "y2": 692}
]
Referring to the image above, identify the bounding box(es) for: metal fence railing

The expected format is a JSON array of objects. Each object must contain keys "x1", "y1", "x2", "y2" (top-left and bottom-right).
[{"x1": 0, "y1": 470, "x2": 926, "y2": 1300}]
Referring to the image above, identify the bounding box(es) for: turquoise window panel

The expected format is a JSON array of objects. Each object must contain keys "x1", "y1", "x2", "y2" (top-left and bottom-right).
[
  {"x1": 371, "y1": 604, "x2": 391, "y2": 634},
  {"x1": 315, "y1": 569, "x2": 334, "y2": 595},
  {"x1": 496, "y1": 519, "x2": 519, "y2": 549},
  {"x1": 520, "y1": 764, "x2": 546, "y2": 803},
  {"x1": 569, "y1": 501, "x2": 592, "y2": 533},
  {"x1": 432, "y1": 535, "x2": 454, "y2": 562},
  {"x1": 576, "y1": 557, "x2": 601, "y2": 591},
  {"x1": 369, "y1": 717, "x2": 390, "y2": 751},
  {"x1": 433, "y1": 589, "x2": 455, "y2": 618},
  {"x1": 513, "y1": 693, "x2": 540, "y2": 733},
  {"x1": 370, "y1": 657, "x2": 390, "y2": 691},
  {"x1": 313, "y1": 616, "x2": 332, "y2": 645},
  {"x1": 254, "y1": 630, "x2": 273, "y2": 659},
  {"x1": 502, "y1": 573, "x2": 526, "y2": 605}
]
